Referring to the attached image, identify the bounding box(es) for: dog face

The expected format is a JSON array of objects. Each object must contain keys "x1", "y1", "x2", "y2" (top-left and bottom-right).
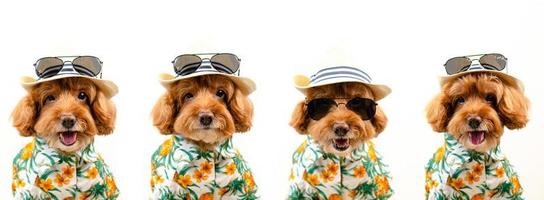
[
  {"x1": 427, "y1": 73, "x2": 529, "y2": 152},
  {"x1": 151, "y1": 75, "x2": 253, "y2": 149},
  {"x1": 290, "y1": 83, "x2": 387, "y2": 157},
  {"x1": 11, "y1": 78, "x2": 116, "y2": 153}
]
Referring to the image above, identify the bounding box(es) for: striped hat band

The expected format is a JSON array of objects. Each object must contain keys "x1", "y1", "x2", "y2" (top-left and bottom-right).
[{"x1": 309, "y1": 66, "x2": 373, "y2": 85}]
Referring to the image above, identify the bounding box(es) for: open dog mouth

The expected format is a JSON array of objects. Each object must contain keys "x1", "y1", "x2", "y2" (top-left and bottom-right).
[
  {"x1": 333, "y1": 138, "x2": 350, "y2": 151},
  {"x1": 468, "y1": 131, "x2": 485, "y2": 145},
  {"x1": 59, "y1": 131, "x2": 78, "y2": 146}
]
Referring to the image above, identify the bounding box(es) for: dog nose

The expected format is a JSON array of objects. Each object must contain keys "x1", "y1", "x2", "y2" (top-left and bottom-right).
[
  {"x1": 468, "y1": 116, "x2": 482, "y2": 129},
  {"x1": 61, "y1": 116, "x2": 76, "y2": 129},
  {"x1": 333, "y1": 123, "x2": 349, "y2": 137},
  {"x1": 199, "y1": 112, "x2": 213, "y2": 126}
]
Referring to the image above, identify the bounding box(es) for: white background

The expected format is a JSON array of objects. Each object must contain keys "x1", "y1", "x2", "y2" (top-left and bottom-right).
[{"x1": 0, "y1": 0, "x2": 543, "y2": 199}]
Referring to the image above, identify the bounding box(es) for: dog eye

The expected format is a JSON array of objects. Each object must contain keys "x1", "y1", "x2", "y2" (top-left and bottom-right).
[
  {"x1": 44, "y1": 95, "x2": 55, "y2": 103},
  {"x1": 455, "y1": 97, "x2": 465, "y2": 105},
  {"x1": 216, "y1": 90, "x2": 226, "y2": 99},
  {"x1": 77, "y1": 92, "x2": 88, "y2": 101},
  {"x1": 485, "y1": 94, "x2": 497, "y2": 104},
  {"x1": 184, "y1": 93, "x2": 194, "y2": 101}
]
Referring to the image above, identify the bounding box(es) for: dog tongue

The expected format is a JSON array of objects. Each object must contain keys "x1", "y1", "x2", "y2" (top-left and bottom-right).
[
  {"x1": 469, "y1": 131, "x2": 485, "y2": 145},
  {"x1": 60, "y1": 132, "x2": 77, "y2": 146}
]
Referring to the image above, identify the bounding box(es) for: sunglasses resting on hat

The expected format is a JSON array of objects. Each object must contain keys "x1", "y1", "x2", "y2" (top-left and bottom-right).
[
  {"x1": 33, "y1": 56, "x2": 103, "y2": 79},
  {"x1": 172, "y1": 53, "x2": 241, "y2": 76},
  {"x1": 444, "y1": 53, "x2": 508, "y2": 75}
]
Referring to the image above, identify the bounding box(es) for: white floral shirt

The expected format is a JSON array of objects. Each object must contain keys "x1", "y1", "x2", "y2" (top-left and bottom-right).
[
  {"x1": 425, "y1": 133, "x2": 523, "y2": 200},
  {"x1": 288, "y1": 137, "x2": 393, "y2": 200},
  {"x1": 12, "y1": 138, "x2": 119, "y2": 200},
  {"x1": 150, "y1": 135, "x2": 258, "y2": 200}
]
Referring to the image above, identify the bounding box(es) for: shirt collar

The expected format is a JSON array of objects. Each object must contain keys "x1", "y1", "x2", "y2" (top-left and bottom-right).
[
  {"x1": 34, "y1": 137, "x2": 99, "y2": 164},
  {"x1": 172, "y1": 135, "x2": 237, "y2": 159},
  {"x1": 443, "y1": 133, "x2": 505, "y2": 173}
]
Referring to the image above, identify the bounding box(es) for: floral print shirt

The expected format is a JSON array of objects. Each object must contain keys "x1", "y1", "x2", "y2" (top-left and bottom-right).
[
  {"x1": 12, "y1": 138, "x2": 119, "y2": 200},
  {"x1": 288, "y1": 137, "x2": 393, "y2": 200},
  {"x1": 425, "y1": 133, "x2": 523, "y2": 200},
  {"x1": 150, "y1": 135, "x2": 258, "y2": 200}
]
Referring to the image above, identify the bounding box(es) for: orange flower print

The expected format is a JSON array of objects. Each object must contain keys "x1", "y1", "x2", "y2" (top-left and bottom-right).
[
  {"x1": 106, "y1": 176, "x2": 117, "y2": 197},
  {"x1": 87, "y1": 167, "x2": 98, "y2": 179},
  {"x1": 21, "y1": 142, "x2": 34, "y2": 160},
  {"x1": 79, "y1": 193, "x2": 90, "y2": 200},
  {"x1": 54, "y1": 173, "x2": 70, "y2": 187},
  {"x1": 176, "y1": 174, "x2": 192, "y2": 188},
  {"x1": 12, "y1": 178, "x2": 25, "y2": 192},
  {"x1": 304, "y1": 171, "x2": 320, "y2": 186},
  {"x1": 225, "y1": 163, "x2": 237, "y2": 175},
  {"x1": 471, "y1": 194, "x2": 484, "y2": 200},
  {"x1": 200, "y1": 161, "x2": 213, "y2": 174},
  {"x1": 447, "y1": 177, "x2": 465, "y2": 191},
  {"x1": 193, "y1": 170, "x2": 208, "y2": 183},
  {"x1": 496, "y1": 166, "x2": 505, "y2": 178},
  {"x1": 511, "y1": 176, "x2": 521, "y2": 193},
  {"x1": 425, "y1": 179, "x2": 438, "y2": 193},
  {"x1": 199, "y1": 193, "x2": 213, "y2": 200},
  {"x1": 243, "y1": 172, "x2": 256, "y2": 189},
  {"x1": 472, "y1": 164, "x2": 483, "y2": 175},
  {"x1": 374, "y1": 175, "x2": 390, "y2": 197},
  {"x1": 159, "y1": 138, "x2": 173, "y2": 157},
  {"x1": 150, "y1": 175, "x2": 164, "y2": 188},
  {"x1": 328, "y1": 194, "x2": 342, "y2": 200},
  {"x1": 326, "y1": 162, "x2": 338, "y2": 173},
  {"x1": 434, "y1": 145, "x2": 445, "y2": 163},
  {"x1": 353, "y1": 166, "x2": 366, "y2": 178},
  {"x1": 62, "y1": 165, "x2": 75, "y2": 179},
  {"x1": 320, "y1": 170, "x2": 334, "y2": 183},
  {"x1": 349, "y1": 190, "x2": 358, "y2": 198},
  {"x1": 37, "y1": 178, "x2": 54, "y2": 192},
  {"x1": 219, "y1": 187, "x2": 229, "y2": 196},
  {"x1": 465, "y1": 172, "x2": 480, "y2": 185}
]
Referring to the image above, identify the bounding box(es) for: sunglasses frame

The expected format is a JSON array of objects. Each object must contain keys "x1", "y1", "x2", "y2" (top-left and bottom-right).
[
  {"x1": 33, "y1": 55, "x2": 103, "y2": 79},
  {"x1": 171, "y1": 53, "x2": 241, "y2": 77},
  {"x1": 305, "y1": 97, "x2": 378, "y2": 121},
  {"x1": 444, "y1": 53, "x2": 508, "y2": 75}
]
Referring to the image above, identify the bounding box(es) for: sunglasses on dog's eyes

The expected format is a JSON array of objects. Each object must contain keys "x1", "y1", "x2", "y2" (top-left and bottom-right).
[
  {"x1": 444, "y1": 53, "x2": 508, "y2": 75},
  {"x1": 172, "y1": 53, "x2": 241, "y2": 76},
  {"x1": 33, "y1": 56, "x2": 103, "y2": 79},
  {"x1": 306, "y1": 97, "x2": 378, "y2": 121}
]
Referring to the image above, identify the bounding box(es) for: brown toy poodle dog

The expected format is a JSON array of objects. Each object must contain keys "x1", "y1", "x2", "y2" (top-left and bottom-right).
[
  {"x1": 290, "y1": 83, "x2": 387, "y2": 156},
  {"x1": 12, "y1": 77, "x2": 115, "y2": 153},
  {"x1": 425, "y1": 55, "x2": 529, "y2": 199},
  {"x1": 11, "y1": 77, "x2": 119, "y2": 199},
  {"x1": 150, "y1": 74, "x2": 258, "y2": 199},
  {"x1": 151, "y1": 74, "x2": 252, "y2": 149},
  {"x1": 288, "y1": 66, "x2": 393, "y2": 199}
]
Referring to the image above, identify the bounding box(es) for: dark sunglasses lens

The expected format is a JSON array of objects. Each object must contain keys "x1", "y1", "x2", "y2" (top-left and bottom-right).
[
  {"x1": 173, "y1": 55, "x2": 202, "y2": 75},
  {"x1": 307, "y1": 99, "x2": 336, "y2": 120},
  {"x1": 347, "y1": 98, "x2": 377, "y2": 120},
  {"x1": 72, "y1": 56, "x2": 102, "y2": 76},
  {"x1": 35, "y1": 57, "x2": 64, "y2": 78},
  {"x1": 479, "y1": 54, "x2": 507, "y2": 71},
  {"x1": 445, "y1": 57, "x2": 472, "y2": 75},
  {"x1": 210, "y1": 53, "x2": 240, "y2": 74}
]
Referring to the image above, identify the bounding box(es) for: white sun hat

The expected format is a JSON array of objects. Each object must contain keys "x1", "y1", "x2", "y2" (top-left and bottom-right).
[
  {"x1": 439, "y1": 53, "x2": 524, "y2": 90},
  {"x1": 20, "y1": 56, "x2": 118, "y2": 98},
  {"x1": 294, "y1": 66, "x2": 391, "y2": 101},
  {"x1": 158, "y1": 53, "x2": 256, "y2": 94}
]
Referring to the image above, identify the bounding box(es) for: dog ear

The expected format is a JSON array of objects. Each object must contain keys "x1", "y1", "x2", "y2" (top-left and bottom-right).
[
  {"x1": 11, "y1": 95, "x2": 37, "y2": 137},
  {"x1": 289, "y1": 101, "x2": 309, "y2": 134},
  {"x1": 498, "y1": 85, "x2": 529, "y2": 129},
  {"x1": 92, "y1": 91, "x2": 116, "y2": 135},
  {"x1": 426, "y1": 92, "x2": 451, "y2": 133},
  {"x1": 151, "y1": 93, "x2": 177, "y2": 134},
  {"x1": 371, "y1": 106, "x2": 388, "y2": 136},
  {"x1": 228, "y1": 88, "x2": 253, "y2": 133}
]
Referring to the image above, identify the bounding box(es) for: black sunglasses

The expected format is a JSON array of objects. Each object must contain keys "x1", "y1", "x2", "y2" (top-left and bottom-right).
[
  {"x1": 444, "y1": 53, "x2": 508, "y2": 75},
  {"x1": 172, "y1": 53, "x2": 240, "y2": 76},
  {"x1": 33, "y1": 56, "x2": 103, "y2": 79},
  {"x1": 306, "y1": 97, "x2": 377, "y2": 121}
]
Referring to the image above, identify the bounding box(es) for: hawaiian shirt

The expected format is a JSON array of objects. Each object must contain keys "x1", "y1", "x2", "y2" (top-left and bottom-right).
[
  {"x1": 288, "y1": 137, "x2": 393, "y2": 200},
  {"x1": 150, "y1": 135, "x2": 258, "y2": 200},
  {"x1": 425, "y1": 133, "x2": 523, "y2": 200},
  {"x1": 12, "y1": 137, "x2": 119, "y2": 200}
]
